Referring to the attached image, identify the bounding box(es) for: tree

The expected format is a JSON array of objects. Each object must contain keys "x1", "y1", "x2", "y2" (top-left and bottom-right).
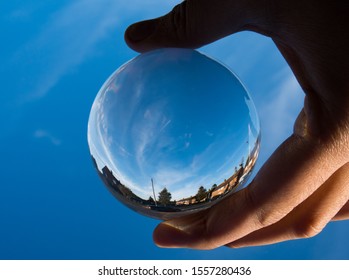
[
  {"x1": 196, "y1": 186, "x2": 207, "y2": 201},
  {"x1": 148, "y1": 196, "x2": 155, "y2": 204},
  {"x1": 158, "y1": 187, "x2": 172, "y2": 205}
]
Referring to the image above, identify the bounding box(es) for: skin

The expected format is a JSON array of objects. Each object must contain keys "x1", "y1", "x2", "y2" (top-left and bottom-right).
[{"x1": 124, "y1": 0, "x2": 349, "y2": 249}]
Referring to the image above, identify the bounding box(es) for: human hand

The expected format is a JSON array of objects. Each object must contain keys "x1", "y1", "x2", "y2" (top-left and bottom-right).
[{"x1": 124, "y1": 0, "x2": 349, "y2": 249}]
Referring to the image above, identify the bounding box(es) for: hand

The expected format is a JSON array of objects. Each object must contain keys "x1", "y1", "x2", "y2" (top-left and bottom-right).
[{"x1": 124, "y1": 0, "x2": 349, "y2": 249}]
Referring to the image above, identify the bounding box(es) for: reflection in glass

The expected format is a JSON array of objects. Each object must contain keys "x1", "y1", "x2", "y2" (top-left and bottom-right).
[{"x1": 88, "y1": 48, "x2": 260, "y2": 220}]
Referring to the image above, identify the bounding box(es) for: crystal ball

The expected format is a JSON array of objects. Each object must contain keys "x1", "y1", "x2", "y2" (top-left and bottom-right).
[{"x1": 88, "y1": 48, "x2": 260, "y2": 220}]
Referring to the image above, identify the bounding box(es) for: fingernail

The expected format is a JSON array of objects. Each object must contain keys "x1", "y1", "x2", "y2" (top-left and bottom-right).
[
  {"x1": 153, "y1": 223, "x2": 191, "y2": 248},
  {"x1": 126, "y1": 20, "x2": 157, "y2": 42}
]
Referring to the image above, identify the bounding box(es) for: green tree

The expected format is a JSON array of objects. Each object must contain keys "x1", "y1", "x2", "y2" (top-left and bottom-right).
[
  {"x1": 148, "y1": 196, "x2": 155, "y2": 204},
  {"x1": 196, "y1": 186, "x2": 207, "y2": 201},
  {"x1": 158, "y1": 187, "x2": 172, "y2": 205}
]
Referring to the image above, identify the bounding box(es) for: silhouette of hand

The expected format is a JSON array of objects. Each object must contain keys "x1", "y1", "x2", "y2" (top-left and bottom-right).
[{"x1": 125, "y1": 0, "x2": 349, "y2": 249}]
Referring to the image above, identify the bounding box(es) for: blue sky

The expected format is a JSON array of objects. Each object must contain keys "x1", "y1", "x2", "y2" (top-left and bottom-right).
[{"x1": 1, "y1": 0, "x2": 348, "y2": 259}]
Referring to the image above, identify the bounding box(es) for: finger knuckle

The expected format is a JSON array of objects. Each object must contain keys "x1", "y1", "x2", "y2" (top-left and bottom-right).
[
  {"x1": 255, "y1": 207, "x2": 284, "y2": 228},
  {"x1": 244, "y1": 188, "x2": 282, "y2": 228},
  {"x1": 293, "y1": 218, "x2": 325, "y2": 239}
]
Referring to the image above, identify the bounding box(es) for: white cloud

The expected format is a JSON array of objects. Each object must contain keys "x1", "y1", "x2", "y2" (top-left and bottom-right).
[
  {"x1": 13, "y1": 0, "x2": 181, "y2": 102},
  {"x1": 16, "y1": 0, "x2": 119, "y2": 101},
  {"x1": 33, "y1": 129, "x2": 61, "y2": 146}
]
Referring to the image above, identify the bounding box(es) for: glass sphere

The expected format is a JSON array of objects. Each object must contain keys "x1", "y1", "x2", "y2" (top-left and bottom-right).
[{"x1": 88, "y1": 48, "x2": 260, "y2": 220}]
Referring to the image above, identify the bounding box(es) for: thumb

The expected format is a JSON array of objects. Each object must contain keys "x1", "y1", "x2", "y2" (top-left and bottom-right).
[{"x1": 124, "y1": 0, "x2": 250, "y2": 52}]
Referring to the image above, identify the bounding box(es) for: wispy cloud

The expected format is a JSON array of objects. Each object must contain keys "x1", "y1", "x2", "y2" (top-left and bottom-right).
[
  {"x1": 33, "y1": 129, "x2": 61, "y2": 146},
  {"x1": 13, "y1": 0, "x2": 181, "y2": 102},
  {"x1": 134, "y1": 100, "x2": 173, "y2": 169},
  {"x1": 152, "y1": 168, "x2": 193, "y2": 191},
  {"x1": 14, "y1": 0, "x2": 119, "y2": 101}
]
